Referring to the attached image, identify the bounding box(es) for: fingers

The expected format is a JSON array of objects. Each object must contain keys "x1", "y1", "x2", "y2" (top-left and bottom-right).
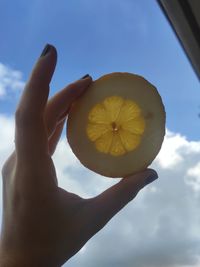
[
  {"x1": 48, "y1": 118, "x2": 65, "y2": 155},
  {"x1": 87, "y1": 169, "x2": 158, "y2": 233},
  {"x1": 45, "y1": 75, "x2": 92, "y2": 138},
  {"x1": 15, "y1": 44, "x2": 57, "y2": 160}
]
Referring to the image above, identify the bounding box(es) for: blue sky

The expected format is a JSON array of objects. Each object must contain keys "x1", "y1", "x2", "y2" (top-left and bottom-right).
[
  {"x1": 1, "y1": 1, "x2": 200, "y2": 267},
  {"x1": 0, "y1": 0, "x2": 199, "y2": 140}
]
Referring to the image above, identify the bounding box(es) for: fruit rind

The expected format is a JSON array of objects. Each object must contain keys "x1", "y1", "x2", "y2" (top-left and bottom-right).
[{"x1": 67, "y1": 72, "x2": 166, "y2": 178}]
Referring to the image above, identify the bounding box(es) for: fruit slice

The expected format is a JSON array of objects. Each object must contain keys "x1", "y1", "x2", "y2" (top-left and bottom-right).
[{"x1": 67, "y1": 72, "x2": 166, "y2": 178}]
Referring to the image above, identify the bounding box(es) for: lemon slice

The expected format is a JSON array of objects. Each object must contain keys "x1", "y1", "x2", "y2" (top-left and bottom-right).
[
  {"x1": 67, "y1": 72, "x2": 166, "y2": 178},
  {"x1": 86, "y1": 96, "x2": 145, "y2": 156}
]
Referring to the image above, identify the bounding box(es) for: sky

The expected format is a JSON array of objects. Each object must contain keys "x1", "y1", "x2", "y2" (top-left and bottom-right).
[{"x1": 0, "y1": 0, "x2": 200, "y2": 266}]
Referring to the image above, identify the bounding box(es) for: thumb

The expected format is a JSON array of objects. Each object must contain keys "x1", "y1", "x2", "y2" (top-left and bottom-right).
[
  {"x1": 94, "y1": 168, "x2": 158, "y2": 210},
  {"x1": 122, "y1": 168, "x2": 159, "y2": 195},
  {"x1": 86, "y1": 169, "x2": 158, "y2": 234}
]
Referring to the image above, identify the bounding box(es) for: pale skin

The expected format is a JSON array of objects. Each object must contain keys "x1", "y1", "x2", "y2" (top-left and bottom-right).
[{"x1": 0, "y1": 44, "x2": 158, "y2": 267}]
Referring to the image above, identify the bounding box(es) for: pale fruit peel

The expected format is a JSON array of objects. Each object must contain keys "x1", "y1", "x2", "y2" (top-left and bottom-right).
[{"x1": 67, "y1": 72, "x2": 166, "y2": 178}]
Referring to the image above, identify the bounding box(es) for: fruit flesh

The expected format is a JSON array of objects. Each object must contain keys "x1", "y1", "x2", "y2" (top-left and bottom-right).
[
  {"x1": 67, "y1": 73, "x2": 166, "y2": 178},
  {"x1": 86, "y1": 96, "x2": 145, "y2": 156}
]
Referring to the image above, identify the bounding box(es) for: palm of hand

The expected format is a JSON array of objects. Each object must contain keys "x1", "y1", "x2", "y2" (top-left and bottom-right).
[{"x1": 2, "y1": 151, "x2": 101, "y2": 266}]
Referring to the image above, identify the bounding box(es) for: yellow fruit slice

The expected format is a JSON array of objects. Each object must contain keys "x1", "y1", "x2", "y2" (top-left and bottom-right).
[
  {"x1": 67, "y1": 72, "x2": 166, "y2": 178},
  {"x1": 86, "y1": 96, "x2": 145, "y2": 156},
  {"x1": 86, "y1": 123, "x2": 111, "y2": 141},
  {"x1": 119, "y1": 129, "x2": 141, "y2": 151}
]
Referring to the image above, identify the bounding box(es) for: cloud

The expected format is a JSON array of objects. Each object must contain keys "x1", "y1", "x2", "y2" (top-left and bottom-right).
[
  {"x1": 0, "y1": 115, "x2": 200, "y2": 267},
  {"x1": 0, "y1": 63, "x2": 25, "y2": 98},
  {"x1": 62, "y1": 130, "x2": 200, "y2": 267},
  {"x1": 0, "y1": 114, "x2": 15, "y2": 220},
  {"x1": 186, "y1": 162, "x2": 200, "y2": 192},
  {"x1": 156, "y1": 130, "x2": 200, "y2": 169},
  {"x1": 53, "y1": 137, "x2": 118, "y2": 198}
]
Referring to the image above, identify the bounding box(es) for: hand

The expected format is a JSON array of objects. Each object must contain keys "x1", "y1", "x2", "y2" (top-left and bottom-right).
[{"x1": 0, "y1": 44, "x2": 158, "y2": 267}]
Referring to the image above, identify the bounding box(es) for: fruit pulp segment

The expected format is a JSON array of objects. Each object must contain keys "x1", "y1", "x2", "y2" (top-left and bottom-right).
[{"x1": 86, "y1": 96, "x2": 146, "y2": 156}]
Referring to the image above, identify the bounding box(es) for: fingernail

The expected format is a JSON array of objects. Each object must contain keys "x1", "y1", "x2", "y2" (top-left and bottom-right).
[
  {"x1": 145, "y1": 171, "x2": 158, "y2": 185},
  {"x1": 81, "y1": 74, "x2": 90, "y2": 79},
  {"x1": 40, "y1": 44, "x2": 51, "y2": 57}
]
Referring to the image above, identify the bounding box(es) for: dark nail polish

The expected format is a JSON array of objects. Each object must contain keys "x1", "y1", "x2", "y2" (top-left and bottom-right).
[
  {"x1": 40, "y1": 44, "x2": 51, "y2": 57},
  {"x1": 145, "y1": 172, "x2": 158, "y2": 185},
  {"x1": 81, "y1": 74, "x2": 90, "y2": 79}
]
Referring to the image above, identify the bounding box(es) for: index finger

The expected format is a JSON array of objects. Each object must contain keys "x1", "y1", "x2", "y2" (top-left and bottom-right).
[{"x1": 15, "y1": 44, "x2": 57, "y2": 160}]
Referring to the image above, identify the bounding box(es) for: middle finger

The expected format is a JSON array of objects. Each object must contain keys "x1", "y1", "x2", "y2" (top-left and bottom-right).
[{"x1": 45, "y1": 75, "x2": 92, "y2": 138}]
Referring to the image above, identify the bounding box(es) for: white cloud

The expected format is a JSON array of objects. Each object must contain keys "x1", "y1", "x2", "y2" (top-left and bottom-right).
[
  {"x1": 0, "y1": 114, "x2": 200, "y2": 267},
  {"x1": 0, "y1": 115, "x2": 15, "y2": 222},
  {"x1": 0, "y1": 63, "x2": 25, "y2": 98},
  {"x1": 186, "y1": 162, "x2": 200, "y2": 192},
  {"x1": 62, "y1": 129, "x2": 200, "y2": 267},
  {"x1": 53, "y1": 137, "x2": 118, "y2": 198},
  {"x1": 155, "y1": 130, "x2": 200, "y2": 169},
  {"x1": 0, "y1": 115, "x2": 15, "y2": 168}
]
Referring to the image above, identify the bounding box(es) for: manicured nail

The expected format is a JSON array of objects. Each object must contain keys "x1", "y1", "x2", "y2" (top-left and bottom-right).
[
  {"x1": 145, "y1": 170, "x2": 158, "y2": 185},
  {"x1": 81, "y1": 74, "x2": 90, "y2": 79},
  {"x1": 40, "y1": 44, "x2": 51, "y2": 57}
]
